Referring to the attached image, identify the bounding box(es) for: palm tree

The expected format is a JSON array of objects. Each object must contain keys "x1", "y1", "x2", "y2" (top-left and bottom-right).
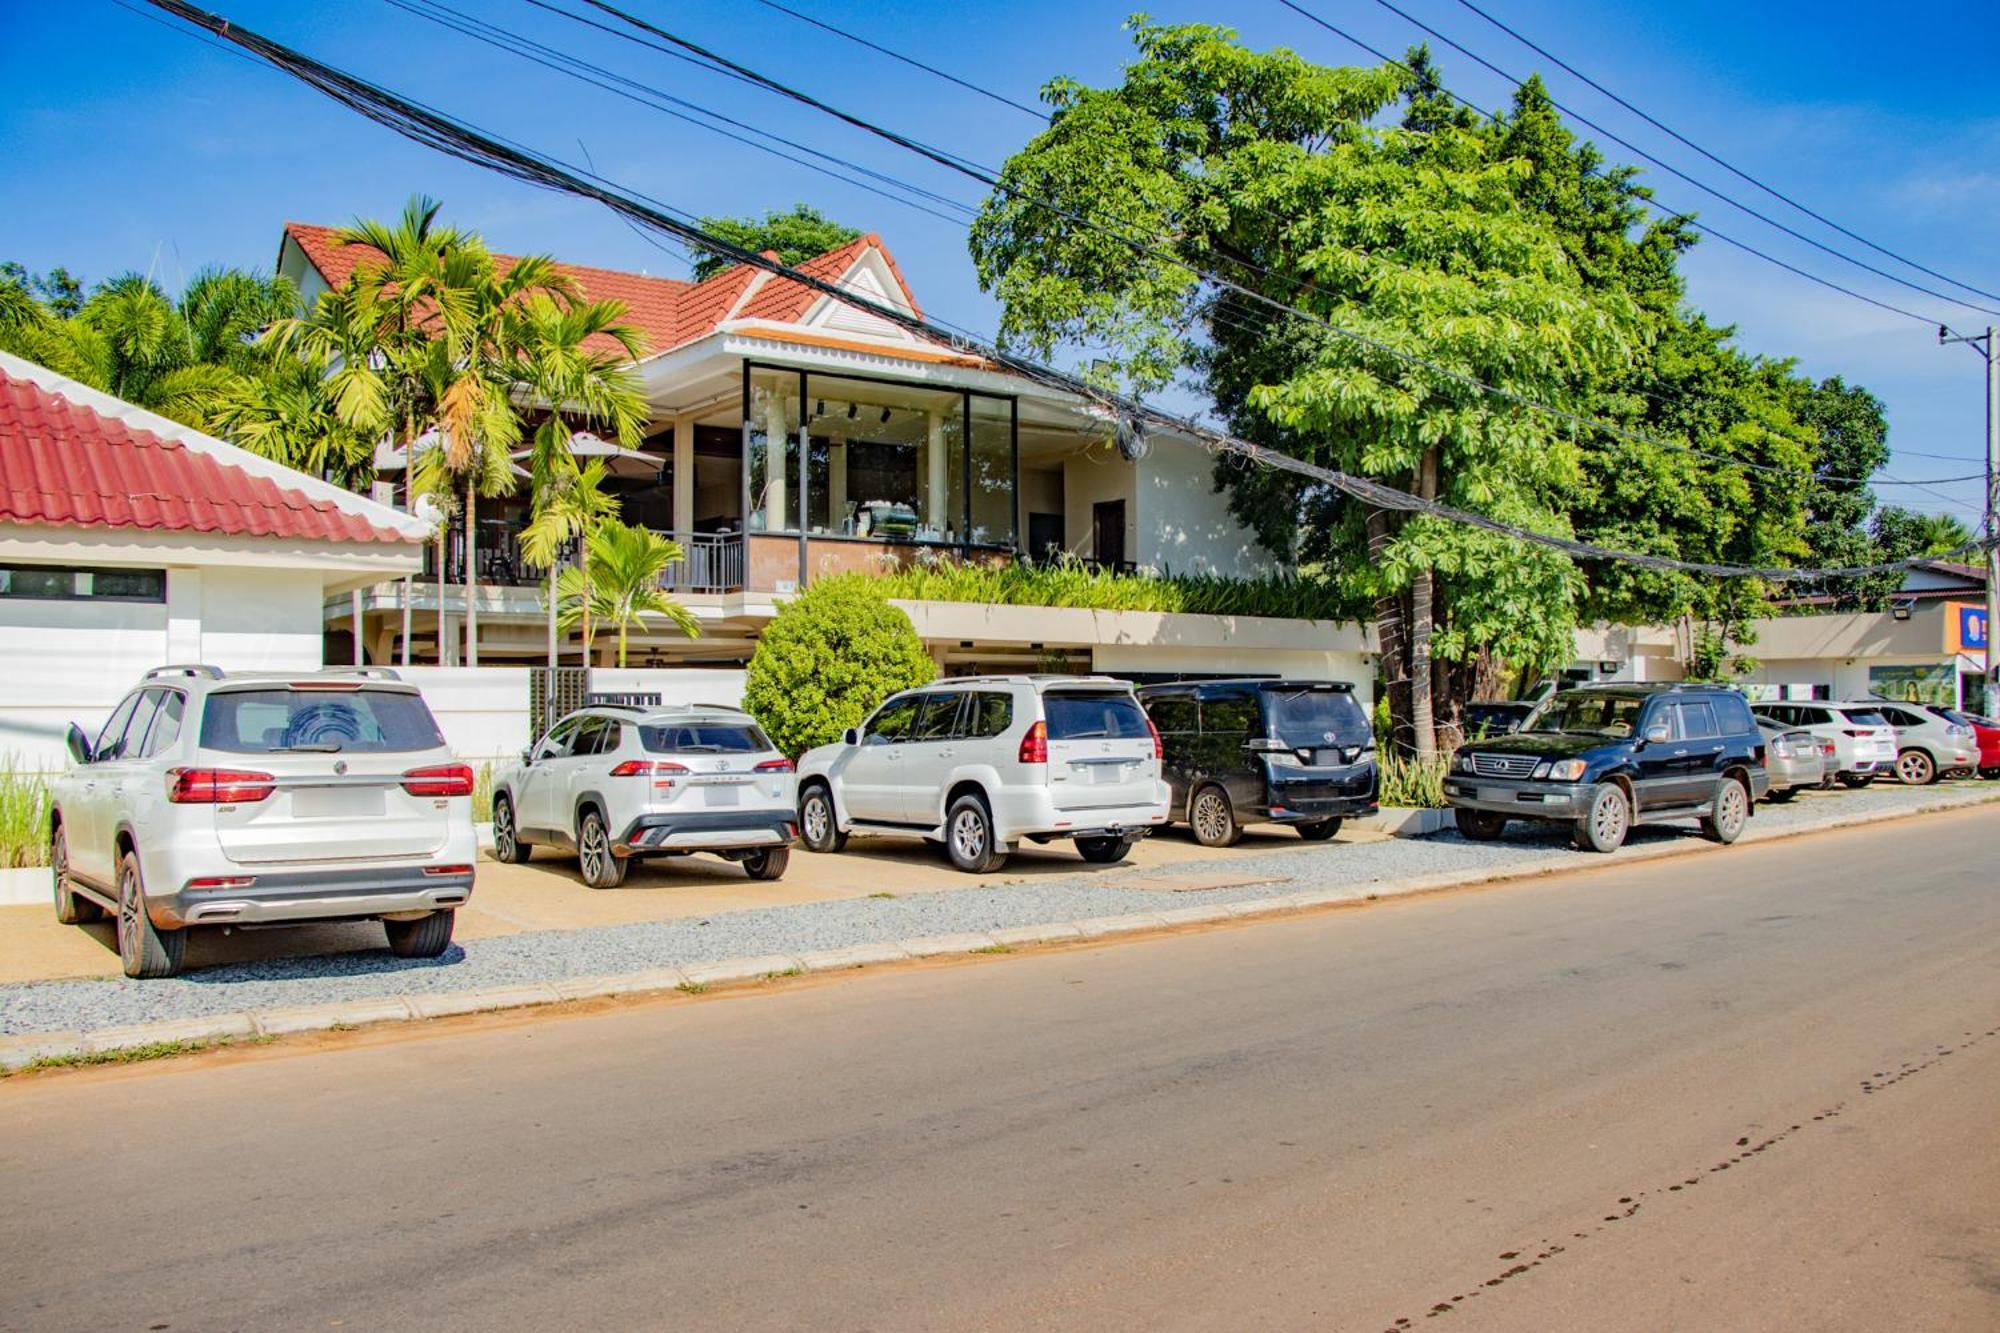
[
  {"x1": 556, "y1": 520, "x2": 700, "y2": 667},
  {"x1": 521, "y1": 459, "x2": 620, "y2": 666},
  {"x1": 1913, "y1": 512, "x2": 1974, "y2": 557}
]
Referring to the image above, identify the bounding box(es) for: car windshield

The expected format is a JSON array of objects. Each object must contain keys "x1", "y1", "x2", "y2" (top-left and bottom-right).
[
  {"x1": 1044, "y1": 691, "x2": 1151, "y2": 740},
  {"x1": 639, "y1": 722, "x2": 770, "y2": 754},
  {"x1": 1534, "y1": 691, "x2": 1645, "y2": 738},
  {"x1": 1267, "y1": 688, "x2": 1371, "y2": 746},
  {"x1": 200, "y1": 687, "x2": 444, "y2": 754},
  {"x1": 1839, "y1": 709, "x2": 1888, "y2": 727}
]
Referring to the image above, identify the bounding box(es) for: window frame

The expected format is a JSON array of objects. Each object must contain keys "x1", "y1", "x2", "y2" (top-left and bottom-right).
[{"x1": 0, "y1": 563, "x2": 167, "y2": 604}]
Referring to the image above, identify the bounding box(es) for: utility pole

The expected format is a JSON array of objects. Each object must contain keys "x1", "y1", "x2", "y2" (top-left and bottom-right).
[{"x1": 1939, "y1": 325, "x2": 1997, "y2": 717}]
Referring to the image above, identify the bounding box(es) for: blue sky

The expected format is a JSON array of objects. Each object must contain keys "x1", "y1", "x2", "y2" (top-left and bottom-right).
[{"x1": 3, "y1": 0, "x2": 1995, "y2": 523}]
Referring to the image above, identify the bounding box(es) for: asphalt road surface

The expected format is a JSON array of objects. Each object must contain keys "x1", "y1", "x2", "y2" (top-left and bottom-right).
[{"x1": 4, "y1": 805, "x2": 1997, "y2": 1331}]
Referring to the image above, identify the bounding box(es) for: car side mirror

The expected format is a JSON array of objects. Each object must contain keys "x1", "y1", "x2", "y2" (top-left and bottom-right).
[
  {"x1": 844, "y1": 727, "x2": 860, "y2": 746},
  {"x1": 1643, "y1": 724, "x2": 1671, "y2": 745},
  {"x1": 519, "y1": 746, "x2": 534, "y2": 765},
  {"x1": 65, "y1": 722, "x2": 93, "y2": 766}
]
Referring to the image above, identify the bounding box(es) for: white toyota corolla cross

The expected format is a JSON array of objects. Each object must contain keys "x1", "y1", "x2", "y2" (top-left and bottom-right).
[{"x1": 49, "y1": 666, "x2": 478, "y2": 978}]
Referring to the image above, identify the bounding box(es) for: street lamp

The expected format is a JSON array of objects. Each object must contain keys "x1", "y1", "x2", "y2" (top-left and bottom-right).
[{"x1": 1938, "y1": 324, "x2": 1998, "y2": 716}]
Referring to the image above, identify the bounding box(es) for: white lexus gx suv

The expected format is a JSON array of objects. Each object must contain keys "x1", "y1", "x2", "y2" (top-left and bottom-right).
[
  {"x1": 490, "y1": 703, "x2": 798, "y2": 887},
  {"x1": 795, "y1": 675, "x2": 1170, "y2": 873},
  {"x1": 50, "y1": 666, "x2": 478, "y2": 978}
]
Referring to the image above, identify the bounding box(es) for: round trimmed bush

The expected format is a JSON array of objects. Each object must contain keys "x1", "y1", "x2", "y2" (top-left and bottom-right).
[{"x1": 744, "y1": 574, "x2": 937, "y2": 757}]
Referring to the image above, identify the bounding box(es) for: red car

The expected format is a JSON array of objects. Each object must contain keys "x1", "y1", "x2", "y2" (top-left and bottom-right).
[{"x1": 1961, "y1": 711, "x2": 2000, "y2": 779}]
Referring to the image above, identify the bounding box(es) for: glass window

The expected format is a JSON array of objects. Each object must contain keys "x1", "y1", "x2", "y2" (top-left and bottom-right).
[
  {"x1": 1200, "y1": 691, "x2": 1259, "y2": 735},
  {"x1": 748, "y1": 366, "x2": 801, "y2": 534},
  {"x1": 1540, "y1": 691, "x2": 1645, "y2": 738},
  {"x1": 910, "y1": 693, "x2": 964, "y2": 741},
  {"x1": 1714, "y1": 695, "x2": 1755, "y2": 734},
  {"x1": 199, "y1": 688, "x2": 446, "y2": 754},
  {"x1": 119, "y1": 690, "x2": 165, "y2": 762},
  {"x1": 0, "y1": 564, "x2": 166, "y2": 602},
  {"x1": 640, "y1": 722, "x2": 773, "y2": 754},
  {"x1": 864, "y1": 696, "x2": 919, "y2": 744},
  {"x1": 1676, "y1": 701, "x2": 1720, "y2": 739},
  {"x1": 1046, "y1": 691, "x2": 1152, "y2": 740},
  {"x1": 1839, "y1": 708, "x2": 1888, "y2": 728},
  {"x1": 597, "y1": 722, "x2": 624, "y2": 755},
  {"x1": 1143, "y1": 694, "x2": 1199, "y2": 734},
  {"x1": 535, "y1": 717, "x2": 580, "y2": 760},
  {"x1": 93, "y1": 693, "x2": 143, "y2": 761},
  {"x1": 140, "y1": 690, "x2": 186, "y2": 758},
  {"x1": 967, "y1": 393, "x2": 1014, "y2": 548},
  {"x1": 569, "y1": 716, "x2": 610, "y2": 757},
  {"x1": 964, "y1": 692, "x2": 1013, "y2": 739},
  {"x1": 805, "y1": 372, "x2": 971, "y2": 543},
  {"x1": 1266, "y1": 687, "x2": 1371, "y2": 747}
]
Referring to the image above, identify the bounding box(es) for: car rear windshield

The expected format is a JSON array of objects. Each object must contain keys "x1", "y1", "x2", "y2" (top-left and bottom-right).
[
  {"x1": 200, "y1": 687, "x2": 445, "y2": 754},
  {"x1": 1839, "y1": 709, "x2": 1888, "y2": 727},
  {"x1": 1266, "y1": 687, "x2": 1371, "y2": 746},
  {"x1": 1044, "y1": 691, "x2": 1152, "y2": 741},
  {"x1": 639, "y1": 722, "x2": 771, "y2": 754}
]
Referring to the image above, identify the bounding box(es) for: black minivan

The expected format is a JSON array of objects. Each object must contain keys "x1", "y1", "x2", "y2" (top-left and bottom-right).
[{"x1": 1137, "y1": 679, "x2": 1379, "y2": 846}]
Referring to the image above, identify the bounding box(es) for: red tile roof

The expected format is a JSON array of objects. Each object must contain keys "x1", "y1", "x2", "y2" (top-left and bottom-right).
[
  {"x1": 0, "y1": 356, "x2": 420, "y2": 545},
  {"x1": 280, "y1": 223, "x2": 925, "y2": 360}
]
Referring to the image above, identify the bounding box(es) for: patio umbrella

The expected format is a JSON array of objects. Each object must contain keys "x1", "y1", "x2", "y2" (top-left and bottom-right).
[
  {"x1": 378, "y1": 428, "x2": 530, "y2": 479},
  {"x1": 512, "y1": 430, "x2": 664, "y2": 481}
]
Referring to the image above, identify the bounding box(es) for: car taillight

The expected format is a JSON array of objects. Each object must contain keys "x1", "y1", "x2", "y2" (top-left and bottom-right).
[
  {"x1": 167, "y1": 768, "x2": 276, "y2": 804},
  {"x1": 1821, "y1": 742, "x2": 1836, "y2": 756},
  {"x1": 1145, "y1": 715, "x2": 1163, "y2": 760},
  {"x1": 1018, "y1": 720, "x2": 1048, "y2": 764},
  {"x1": 609, "y1": 760, "x2": 689, "y2": 781},
  {"x1": 754, "y1": 758, "x2": 795, "y2": 773},
  {"x1": 401, "y1": 763, "x2": 475, "y2": 797}
]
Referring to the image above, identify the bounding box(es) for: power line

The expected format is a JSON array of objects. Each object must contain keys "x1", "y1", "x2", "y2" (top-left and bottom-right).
[
  {"x1": 746, "y1": 0, "x2": 1048, "y2": 121},
  {"x1": 1342, "y1": 0, "x2": 2000, "y2": 322},
  {"x1": 538, "y1": 0, "x2": 1985, "y2": 489},
  {"x1": 131, "y1": 0, "x2": 1997, "y2": 583},
  {"x1": 1444, "y1": 0, "x2": 2000, "y2": 309}
]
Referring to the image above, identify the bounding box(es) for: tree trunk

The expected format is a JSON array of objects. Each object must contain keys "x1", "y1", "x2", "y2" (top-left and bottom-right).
[
  {"x1": 435, "y1": 521, "x2": 451, "y2": 667},
  {"x1": 464, "y1": 476, "x2": 479, "y2": 668},
  {"x1": 1365, "y1": 507, "x2": 1407, "y2": 752},
  {"x1": 1409, "y1": 447, "x2": 1439, "y2": 759},
  {"x1": 578, "y1": 539, "x2": 594, "y2": 664},
  {"x1": 617, "y1": 618, "x2": 629, "y2": 669}
]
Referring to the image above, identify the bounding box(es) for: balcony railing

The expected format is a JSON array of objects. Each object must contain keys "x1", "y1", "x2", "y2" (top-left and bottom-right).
[
  {"x1": 663, "y1": 531, "x2": 745, "y2": 595},
  {"x1": 420, "y1": 524, "x2": 746, "y2": 594}
]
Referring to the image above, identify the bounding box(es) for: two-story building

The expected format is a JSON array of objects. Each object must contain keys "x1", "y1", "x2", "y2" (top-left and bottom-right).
[{"x1": 279, "y1": 223, "x2": 1372, "y2": 687}]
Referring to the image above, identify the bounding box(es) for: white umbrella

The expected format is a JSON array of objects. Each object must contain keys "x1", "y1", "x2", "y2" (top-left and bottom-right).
[
  {"x1": 378, "y1": 427, "x2": 529, "y2": 479},
  {"x1": 511, "y1": 430, "x2": 664, "y2": 481}
]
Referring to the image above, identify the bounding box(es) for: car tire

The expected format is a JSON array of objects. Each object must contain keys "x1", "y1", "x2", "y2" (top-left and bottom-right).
[
  {"x1": 742, "y1": 847, "x2": 790, "y2": 881},
  {"x1": 798, "y1": 783, "x2": 847, "y2": 854},
  {"x1": 1836, "y1": 773, "x2": 1874, "y2": 789},
  {"x1": 1700, "y1": 776, "x2": 1750, "y2": 844},
  {"x1": 1981, "y1": 767, "x2": 2000, "y2": 781},
  {"x1": 491, "y1": 794, "x2": 532, "y2": 864},
  {"x1": 1763, "y1": 786, "x2": 1798, "y2": 803},
  {"x1": 384, "y1": 909, "x2": 455, "y2": 959},
  {"x1": 1188, "y1": 785, "x2": 1241, "y2": 848},
  {"x1": 1453, "y1": 808, "x2": 1508, "y2": 841},
  {"x1": 1571, "y1": 784, "x2": 1630, "y2": 854},
  {"x1": 51, "y1": 823, "x2": 102, "y2": 925},
  {"x1": 114, "y1": 849, "x2": 184, "y2": 979},
  {"x1": 1895, "y1": 748, "x2": 1937, "y2": 786},
  {"x1": 1294, "y1": 819, "x2": 1342, "y2": 841},
  {"x1": 577, "y1": 809, "x2": 627, "y2": 889},
  {"x1": 1075, "y1": 834, "x2": 1135, "y2": 865},
  {"x1": 944, "y1": 793, "x2": 1006, "y2": 873}
]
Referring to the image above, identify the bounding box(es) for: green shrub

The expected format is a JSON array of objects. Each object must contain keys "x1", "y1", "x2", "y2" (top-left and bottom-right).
[
  {"x1": 873, "y1": 555, "x2": 1357, "y2": 621},
  {"x1": 744, "y1": 574, "x2": 937, "y2": 757},
  {"x1": 0, "y1": 762, "x2": 52, "y2": 869},
  {"x1": 1377, "y1": 751, "x2": 1452, "y2": 809}
]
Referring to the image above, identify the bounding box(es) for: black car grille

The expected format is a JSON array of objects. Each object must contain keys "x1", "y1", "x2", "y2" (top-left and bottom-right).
[{"x1": 1470, "y1": 753, "x2": 1539, "y2": 778}]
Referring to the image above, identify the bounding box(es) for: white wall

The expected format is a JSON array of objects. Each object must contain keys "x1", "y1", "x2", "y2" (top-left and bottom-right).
[
  {"x1": 399, "y1": 666, "x2": 750, "y2": 764},
  {"x1": 1135, "y1": 442, "x2": 1266, "y2": 579},
  {"x1": 1062, "y1": 452, "x2": 1137, "y2": 559}
]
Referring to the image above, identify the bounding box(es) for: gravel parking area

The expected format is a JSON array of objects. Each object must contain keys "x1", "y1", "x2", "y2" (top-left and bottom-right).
[{"x1": 3, "y1": 780, "x2": 1992, "y2": 1037}]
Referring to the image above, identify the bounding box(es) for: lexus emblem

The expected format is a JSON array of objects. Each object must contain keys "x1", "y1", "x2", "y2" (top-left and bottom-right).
[
  {"x1": 1322, "y1": 732, "x2": 1336, "y2": 744},
  {"x1": 333, "y1": 760, "x2": 348, "y2": 775}
]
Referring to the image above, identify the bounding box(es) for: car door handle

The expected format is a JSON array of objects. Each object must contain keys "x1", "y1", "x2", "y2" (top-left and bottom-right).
[{"x1": 938, "y1": 748, "x2": 955, "y2": 759}]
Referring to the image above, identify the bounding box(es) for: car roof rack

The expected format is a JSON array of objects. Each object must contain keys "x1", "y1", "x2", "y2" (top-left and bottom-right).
[{"x1": 145, "y1": 664, "x2": 223, "y2": 680}]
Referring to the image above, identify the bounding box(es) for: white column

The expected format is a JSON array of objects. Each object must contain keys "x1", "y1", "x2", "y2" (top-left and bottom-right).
[
  {"x1": 763, "y1": 396, "x2": 788, "y2": 529},
  {"x1": 828, "y1": 433, "x2": 848, "y2": 528},
  {"x1": 165, "y1": 568, "x2": 202, "y2": 663},
  {"x1": 927, "y1": 411, "x2": 947, "y2": 535},
  {"x1": 672, "y1": 410, "x2": 698, "y2": 539}
]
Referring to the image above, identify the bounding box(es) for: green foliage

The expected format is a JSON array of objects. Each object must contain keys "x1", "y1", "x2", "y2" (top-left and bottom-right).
[
  {"x1": 555, "y1": 520, "x2": 700, "y2": 666},
  {"x1": 1, "y1": 261, "x2": 83, "y2": 317},
  {"x1": 744, "y1": 575, "x2": 936, "y2": 757},
  {"x1": 0, "y1": 761, "x2": 51, "y2": 869},
  {"x1": 1376, "y1": 751, "x2": 1451, "y2": 809},
  {"x1": 1873, "y1": 506, "x2": 1974, "y2": 560},
  {"x1": 874, "y1": 555, "x2": 1360, "y2": 620},
  {"x1": 690, "y1": 203, "x2": 862, "y2": 281}
]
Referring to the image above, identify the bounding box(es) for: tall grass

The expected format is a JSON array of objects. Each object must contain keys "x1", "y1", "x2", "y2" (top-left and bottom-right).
[
  {"x1": 471, "y1": 760, "x2": 495, "y2": 823},
  {"x1": 875, "y1": 556, "x2": 1358, "y2": 622},
  {"x1": 1376, "y1": 750, "x2": 1453, "y2": 810},
  {"x1": 0, "y1": 762, "x2": 52, "y2": 869}
]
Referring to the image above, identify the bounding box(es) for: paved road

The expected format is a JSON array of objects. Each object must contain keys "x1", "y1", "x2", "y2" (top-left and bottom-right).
[{"x1": 4, "y1": 805, "x2": 1997, "y2": 1331}]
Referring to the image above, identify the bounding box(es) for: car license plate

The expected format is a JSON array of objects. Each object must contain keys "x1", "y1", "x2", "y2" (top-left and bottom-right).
[
  {"x1": 1091, "y1": 763, "x2": 1125, "y2": 784},
  {"x1": 707, "y1": 784, "x2": 740, "y2": 806},
  {"x1": 292, "y1": 787, "x2": 384, "y2": 818}
]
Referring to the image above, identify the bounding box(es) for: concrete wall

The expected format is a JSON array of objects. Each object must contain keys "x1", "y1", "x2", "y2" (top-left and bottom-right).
[
  {"x1": 1135, "y1": 443, "x2": 1265, "y2": 579},
  {"x1": 399, "y1": 666, "x2": 750, "y2": 765},
  {"x1": 1062, "y1": 452, "x2": 1137, "y2": 560}
]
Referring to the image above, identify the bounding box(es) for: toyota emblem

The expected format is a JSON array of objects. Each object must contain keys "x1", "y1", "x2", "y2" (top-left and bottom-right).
[{"x1": 333, "y1": 759, "x2": 348, "y2": 775}]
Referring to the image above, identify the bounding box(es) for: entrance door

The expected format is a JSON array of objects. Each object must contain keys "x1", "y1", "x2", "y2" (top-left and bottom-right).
[{"x1": 1092, "y1": 500, "x2": 1126, "y2": 569}]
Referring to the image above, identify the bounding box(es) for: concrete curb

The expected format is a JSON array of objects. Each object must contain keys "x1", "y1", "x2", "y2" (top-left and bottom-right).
[{"x1": 5, "y1": 786, "x2": 1995, "y2": 1073}]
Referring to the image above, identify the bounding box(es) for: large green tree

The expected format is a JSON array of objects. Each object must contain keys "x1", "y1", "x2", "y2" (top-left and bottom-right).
[
  {"x1": 689, "y1": 203, "x2": 861, "y2": 281},
  {"x1": 972, "y1": 22, "x2": 1643, "y2": 754}
]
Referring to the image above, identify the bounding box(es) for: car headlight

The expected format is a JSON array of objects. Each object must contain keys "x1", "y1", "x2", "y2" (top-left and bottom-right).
[
  {"x1": 1453, "y1": 752, "x2": 1474, "y2": 773},
  {"x1": 1544, "y1": 759, "x2": 1587, "y2": 781},
  {"x1": 1266, "y1": 749, "x2": 1305, "y2": 769}
]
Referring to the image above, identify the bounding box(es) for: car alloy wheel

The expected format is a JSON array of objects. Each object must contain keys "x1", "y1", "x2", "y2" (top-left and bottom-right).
[
  {"x1": 1592, "y1": 790, "x2": 1626, "y2": 846},
  {"x1": 578, "y1": 812, "x2": 624, "y2": 888},
  {"x1": 802, "y1": 790, "x2": 831, "y2": 847},
  {"x1": 492, "y1": 799, "x2": 517, "y2": 862},
  {"x1": 116, "y1": 859, "x2": 144, "y2": 975},
  {"x1": 950, "y1": 807, "x2": 987, "y2": 864},
  {"x1": 1190, "y1": 787, "x2": 1238, "y2": 848},
  {"x1": 1713, "y1": 780, "x2": 1747, "y2": 841},
  {"x1": 1896, "y1": 749, "x2": 1935, "y2": 785}
]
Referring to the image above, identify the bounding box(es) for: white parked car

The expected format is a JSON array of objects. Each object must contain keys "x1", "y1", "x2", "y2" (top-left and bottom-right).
[
  {"x1": 1750, "y1": 701, "x2": 1897, "y2": 787},
  {"x1": 1862, "y1": 699, "x2": 1981, "y2": 784},
  {"x1": 49, "y1": 666, "x2": 477, "y2": 978},
  {"x1": 490, "y1": 703, "x2": 796, "y2": 887},
  {"x1": 795, "y1": 676, "x2": 1170, "y2": 873}
]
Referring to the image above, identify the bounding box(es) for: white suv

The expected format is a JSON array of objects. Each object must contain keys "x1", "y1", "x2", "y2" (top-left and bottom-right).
[
  {"x1": 49, "y1": 666, "x2": 477, "y2": 978},
  {"x1": 795, "y1": 676, "x2": 1170, "y2": 873},
  {"x1": 491, "y1": 704, "x2": 797, "y2": 887},
  {"x1": 1864, "y1": 700, "x2": 1980, "y2": 784},
  {"x1": 1751, "y1": 701, "x2": 1897, "y2": 787}
]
